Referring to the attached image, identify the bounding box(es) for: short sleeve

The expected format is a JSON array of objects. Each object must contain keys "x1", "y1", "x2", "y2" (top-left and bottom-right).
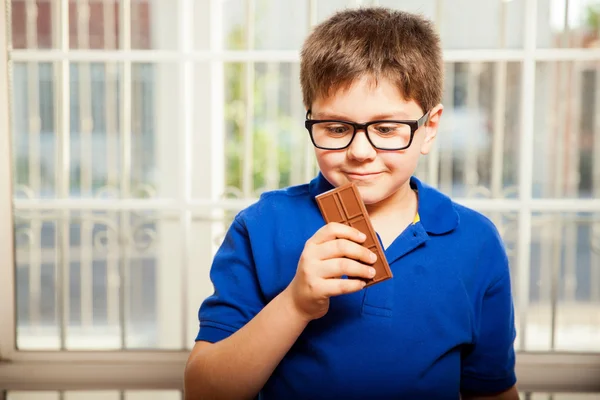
[
  {"x1": 195, "y1": 215, "x2": 266, "y2": 343},
  {"x1": 460, "y1": 241, "x2": 517, "y2": 394}
]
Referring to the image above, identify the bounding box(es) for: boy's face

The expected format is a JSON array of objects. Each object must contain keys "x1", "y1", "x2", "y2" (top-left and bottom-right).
[{"x1": 310, "y1": 75, "x2": 443, "y2": 206}]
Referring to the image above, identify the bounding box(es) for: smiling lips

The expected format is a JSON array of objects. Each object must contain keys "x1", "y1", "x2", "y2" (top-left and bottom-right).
[{"x1": 345, "y1": 171, "x2": 383, "y2": 180}]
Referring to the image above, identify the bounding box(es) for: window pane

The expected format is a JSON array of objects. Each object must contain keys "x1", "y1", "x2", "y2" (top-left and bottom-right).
[
  {"x1": 69, "y1": 0, "x2": 119, "y2": 50},
  {"x1": 377, "y1": 0, "x2": 438, "y2": 21},
  {"x1": 221, "y1": 0, "x2": 247, "y2": 50},
  {"x1": 186, "y1": 214, "x2": 232, "y2": 347},
  {"x1": 15, "y1": 210, "x2": 185, "y2": 350},
  {"x1": 533, "y1": 61, "x2": 600, "y2": 199},
  {"x1": 441, "y1": 0, "x2": 524, "y2": 49},
  {"x1": 69, "y1": 62, "x2": 121, "y2": 198},
  {"x1": 129, "y1": 63, "x2": 182, "y2": 199},
  {"x1": 537, "y1": 0, "x2": 600, "y2": 48},
  {"x1": 222, "y1": 0, "x2": 309, "y2": 50},
  {"x1": 10, "y1": 0, "x2": 56, "y2": 49},
  {"x1": 12, "y1": 62, "x2": 57, "y2": 199},
  {"x1": 15, "y1": 214, "x2": 58, "y2": 350},
  {"x1": 315, "y1": 0, "x2": 355, "y2": 25},
  {"x1": 220, "y1": 62, "x2": 314, "y2": 199},
  {"x1": 67, "y1": 62, "x2": 181, "y2": 199},
  {"x1": 378, "y1": 0, "x2": 525, "y2": 49},
  {"x1": 12, "y1": 0, "x2": 183, "y2": 51},
  {"x1": 437, "y1": 62, "x2": 521, "y2": 199},
  {"x1": 253, "y1": 0, "x2": 308, "y2": 50},
  {"x1": 527, "y1": 212, "x2": 600, "y2": 351},
  {"x1": 130, "y1": 0, "x2": 180, "y2": 50}
]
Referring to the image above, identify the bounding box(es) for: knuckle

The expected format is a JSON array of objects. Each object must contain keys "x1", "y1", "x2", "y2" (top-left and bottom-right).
[
  {"x1": 301, "y1": 242, "x2": 310, "y2": 253},
  {"x1": 300, "y1": 265, "x2": 311, "y2": 279},
  {"x1": 365, "y1": 249, "x2": 375, "y2": 260},
  {"x1": 299, "y1": 251, "x2": 310, "y2": 265},
  {"x1": 330, "y1": 222, "x2": 347, "y2": 235},
  {"x1": 303, "y1": 242, "x2": 317, "y2": 256},
  {"x1": 338, "y1": 258, "x2": 350, "y2": 274},
  {"x1": 308, "y1": 278, "x2": 323, "y2": 297},
  {"x1": 336, "y1": 239, "x2": 348, "y2": 254},
  {"x1": 338, "y1": 279, "x2": 353, "y2": 293},
  {"x1": 306, "y1": 279, "x2": 315, "y2": 293},
  {"x1": 352, "y1": 244, "x2": 365, "y2": 259},
  {"x1": 327, "y1": 222, "x2": 340, "y2": 232}
]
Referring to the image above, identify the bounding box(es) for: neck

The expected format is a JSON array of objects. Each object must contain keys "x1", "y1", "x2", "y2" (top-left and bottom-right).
[{"x1": 365, "y1": 180, "x2": 417, "y2": 220}]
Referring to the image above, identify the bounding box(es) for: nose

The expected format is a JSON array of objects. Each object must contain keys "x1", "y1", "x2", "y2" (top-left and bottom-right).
[{"x1": 347, "y1": 130, "x2": 377, "y2": 161}]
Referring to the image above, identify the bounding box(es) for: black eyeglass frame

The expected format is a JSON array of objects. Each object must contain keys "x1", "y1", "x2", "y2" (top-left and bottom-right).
[{"x1": 304, "y1": 109, "x2": 430, "y2": 151}]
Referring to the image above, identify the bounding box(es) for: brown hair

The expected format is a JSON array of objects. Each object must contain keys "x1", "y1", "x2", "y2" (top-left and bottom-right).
[{"x1": 300, "y1": 7, "x2": 443, "y2": 113}]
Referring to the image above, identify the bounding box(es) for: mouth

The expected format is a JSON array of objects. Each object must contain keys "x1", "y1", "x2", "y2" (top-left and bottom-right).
[{"x1": 344, "y1": 171, "x2": 383, "y2": 180}]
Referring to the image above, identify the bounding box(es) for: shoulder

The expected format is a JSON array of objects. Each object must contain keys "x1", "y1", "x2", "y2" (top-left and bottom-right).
[
  {"x1": 414, "y1": 176, "x2": 508, "y2": 278},
  {"x1": 232, "y1": 182, "x2": 324, "y2": 245},
  {"x1": 449, "y1": 201, "x2": 510, "y2": 285},
  {"x1": 451, "y1": 201, "x2": 504, "y2": 245},
  {"x1": 412, "y1": 176, "x2": 501, "y2": 245},
  {"x1": 236, "y1": 182, "x2": 313, "y2": 223},
  {"x1": 227, "y1": 183, "x2": 323, "y2": 295}
]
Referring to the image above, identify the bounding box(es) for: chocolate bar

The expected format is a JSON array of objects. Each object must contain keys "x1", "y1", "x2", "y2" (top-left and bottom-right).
[{"x1": 315, "y1": 182, "x2": 392, "y2": 287}]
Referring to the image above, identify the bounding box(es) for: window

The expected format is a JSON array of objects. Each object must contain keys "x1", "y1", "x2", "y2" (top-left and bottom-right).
[{"x1": 1, "y1": 0, "x2": 600, "y2": 392}]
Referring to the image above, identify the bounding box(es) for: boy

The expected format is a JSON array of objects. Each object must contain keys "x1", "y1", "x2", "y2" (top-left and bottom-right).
[{"x1": 184, "y1": 7, "x2": 518, "y2": 400}]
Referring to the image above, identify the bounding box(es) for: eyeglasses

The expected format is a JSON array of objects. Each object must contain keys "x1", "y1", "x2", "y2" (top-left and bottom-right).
[{"x1": 304, "y1": 109, "x2": 430, "y2": 151}]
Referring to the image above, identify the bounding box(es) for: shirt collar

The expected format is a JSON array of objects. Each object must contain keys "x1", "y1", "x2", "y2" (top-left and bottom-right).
[
  {"x1": 309, "y1": 173, "x2": 458, "y2": 235},
  {"x1": 308, "y1": 172, "x2": 335, "y2": 198},
  {"x1": 409, "y1": 176, "x2": 458, "y2": 235}
]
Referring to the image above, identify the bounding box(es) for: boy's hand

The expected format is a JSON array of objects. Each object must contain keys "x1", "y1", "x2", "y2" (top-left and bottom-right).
[{"x1": 285, "y1": 222, "x2": 377, "y2": 322}]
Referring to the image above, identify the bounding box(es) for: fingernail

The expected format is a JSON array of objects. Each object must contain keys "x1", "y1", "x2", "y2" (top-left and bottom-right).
[
  {"x1": 369, "y1": 267, "x2": 376, "y2": 277},
  {"x1": 370, "y1": 252, "x2": 377, "y2": 262},
  {"x1": 359, "y1": 232, "x2": 366, "y2": 240}
]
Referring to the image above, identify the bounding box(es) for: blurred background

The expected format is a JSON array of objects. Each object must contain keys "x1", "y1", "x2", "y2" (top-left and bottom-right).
[{"x1": 0, "y1": 0, "x2": 600, "y2": 398}]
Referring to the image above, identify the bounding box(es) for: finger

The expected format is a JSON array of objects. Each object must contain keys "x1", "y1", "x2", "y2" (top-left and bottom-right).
[
  {"x1": 321, "y1": 278, "x2": 367, "y2": 297},
  {"x1": 317, "y1": 239, "x2": 376, "y2": 264},
  {"x1": 310, "y1": 222, "x2": 366, "y2": 245},
  {"x1": 320, "y1": 258, "x2": 376, "y2": 280}
]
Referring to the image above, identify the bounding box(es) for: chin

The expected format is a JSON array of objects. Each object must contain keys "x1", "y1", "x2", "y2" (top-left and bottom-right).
[{"x1": 354, "y1": 186, "x2": 385, "y2": 205}]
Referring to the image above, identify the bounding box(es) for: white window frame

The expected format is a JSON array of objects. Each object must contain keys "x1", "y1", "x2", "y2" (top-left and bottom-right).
[{"x1": 1, "y1": 0, "x2": 600, "y2": 393}]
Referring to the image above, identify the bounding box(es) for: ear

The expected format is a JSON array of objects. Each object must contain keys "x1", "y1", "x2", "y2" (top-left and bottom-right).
[{"x1": 420, "y1": 103, "x2": 443, "y2": 155}]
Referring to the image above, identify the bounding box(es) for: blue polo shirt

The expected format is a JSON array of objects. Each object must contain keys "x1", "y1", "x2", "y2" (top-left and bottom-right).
[{"x1": 196, "y1": 173, "x2": 517, "y2": 399}]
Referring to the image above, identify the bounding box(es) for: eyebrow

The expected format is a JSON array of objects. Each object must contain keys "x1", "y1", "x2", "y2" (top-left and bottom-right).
[{"x1": 313, "y1": 111, "x2": 414, "y2": 121}]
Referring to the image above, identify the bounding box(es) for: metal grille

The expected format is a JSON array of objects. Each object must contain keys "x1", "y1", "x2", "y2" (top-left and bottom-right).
[{"x1": 1, "y1": 0, "x2": 600, "y2": 392}]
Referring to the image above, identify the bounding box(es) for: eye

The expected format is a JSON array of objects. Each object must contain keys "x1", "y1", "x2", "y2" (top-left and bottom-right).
[
  {"x1": 325, "y1": 124, "x2": 350, "y2": 135},
  {"x1": 371, "y1": 123, "x2": 410, "y2": 137},
  {"x1": 374, "y1": 124, "x2": 399, "y2": 135}
]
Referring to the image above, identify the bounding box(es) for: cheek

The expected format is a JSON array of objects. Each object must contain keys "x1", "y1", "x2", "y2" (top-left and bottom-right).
[
  {"x1": 380, "y1": 151, "x2": 418, "y2": 171},
  {"x1": 315, "y1": 149, "x2": 344, "y2": 168}
]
